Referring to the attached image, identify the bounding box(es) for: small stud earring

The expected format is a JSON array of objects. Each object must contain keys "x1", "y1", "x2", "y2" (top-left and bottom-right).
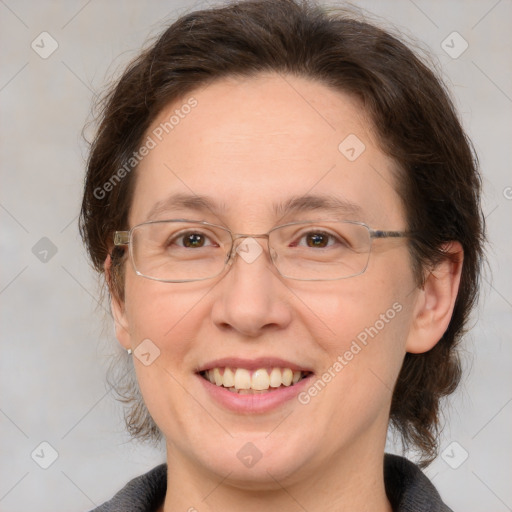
[{"x1": 127, "y1": 348, "x2": 132, "y2": 355}]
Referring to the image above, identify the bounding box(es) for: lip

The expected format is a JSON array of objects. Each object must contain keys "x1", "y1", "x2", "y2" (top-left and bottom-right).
[
  {"x1": 197, "y1": 371, "x2": 314, "y2": 414},
  {"x1": 195, "y1": 357, "x2": 313, "y2": 373}
]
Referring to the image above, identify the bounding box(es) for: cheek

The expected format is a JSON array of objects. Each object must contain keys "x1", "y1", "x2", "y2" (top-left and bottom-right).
[
  {"x1": 123, "y1": 271, "x2": 209, "y2": 349},
  {"x1": 123, "y1": 275, "x2": 216, "y2": 433},
  {"x1": 296, "y1": 275, "x2": 411, "y2": 357},
  {"x1": 295, "y1": 286, "x2": 411, "y2": 442},
  {"x1": 295, "y1": 257, "x2": 415, "y2": 407}
]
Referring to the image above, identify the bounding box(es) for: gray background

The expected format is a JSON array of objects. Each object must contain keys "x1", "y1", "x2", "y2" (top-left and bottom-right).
[{"x1": 1, "y1": 0, "x2": 511, "y2": 510}]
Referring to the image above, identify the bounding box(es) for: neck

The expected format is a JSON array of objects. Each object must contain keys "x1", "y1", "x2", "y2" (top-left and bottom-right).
[{"x1": 161, "y1": 436, "x2": 392, "y2": 512}]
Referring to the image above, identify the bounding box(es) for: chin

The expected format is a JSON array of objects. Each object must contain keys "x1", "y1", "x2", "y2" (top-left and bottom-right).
[{"x1": 190, "y1": 433, "x2": 317, "y2": 489}]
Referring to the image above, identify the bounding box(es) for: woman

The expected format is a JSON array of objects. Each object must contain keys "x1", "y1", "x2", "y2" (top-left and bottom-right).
[{"x1": 79, "y1": 0, "x2": 484, "y2": 510}]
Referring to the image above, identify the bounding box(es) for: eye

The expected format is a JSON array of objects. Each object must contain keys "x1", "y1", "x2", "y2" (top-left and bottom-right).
[
  {"x1": 296, "y1": 230, "x2": 342, "y2": 249},
  {"x1": 170, "y1": 231, "x2": 217, "y2": 248},
  {"x1": 303, "y1": 232, "x2": 331, "y2": 248}
]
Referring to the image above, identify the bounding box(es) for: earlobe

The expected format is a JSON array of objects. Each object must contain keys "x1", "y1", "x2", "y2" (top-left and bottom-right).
[
  {"x1": 104, "y1": 254, "x2": 131, "y2": 350},
  {"x1": 406, "y1": 242, "x2": 463, "y2": 354}
]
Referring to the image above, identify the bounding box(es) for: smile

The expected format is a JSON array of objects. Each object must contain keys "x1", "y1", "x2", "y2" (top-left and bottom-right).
[{"x1": 200, "y1": 367, "x2": 311, "y2": 394}]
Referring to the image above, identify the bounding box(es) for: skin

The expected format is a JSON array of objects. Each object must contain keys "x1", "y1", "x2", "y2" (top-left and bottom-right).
[{"x1": 108, "y1": 73, "x2": 463, "y2": 512}]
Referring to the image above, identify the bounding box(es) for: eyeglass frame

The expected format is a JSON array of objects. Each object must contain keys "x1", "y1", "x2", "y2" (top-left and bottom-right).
[{"x1": 113, "y1": 218, "x2": 413, "y2": 283}]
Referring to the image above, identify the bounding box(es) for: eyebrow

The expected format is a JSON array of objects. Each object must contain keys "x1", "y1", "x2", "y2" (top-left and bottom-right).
[
  {"x1": 146, "y1": 193, "x2": 223, "y2": 221},
  {"x1": 274, "y1": 194, "x2": 363, "y2": 220},
  {"x1": 145, "y1": 192, "x2": 364, "y2": 222}
]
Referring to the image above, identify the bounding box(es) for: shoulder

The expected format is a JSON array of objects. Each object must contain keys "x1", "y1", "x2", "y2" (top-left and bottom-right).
[
  {"x1": 88, "y1": 463, "x2": 167, "y2": 512},
  {"x1": 384, "y1": 454, "x2": 454, "y2": 512}
]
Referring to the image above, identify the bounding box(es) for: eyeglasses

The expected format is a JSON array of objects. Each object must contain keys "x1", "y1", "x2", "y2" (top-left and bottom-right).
[{"x1": 114, "y1": 219, "x2": 411, "y2": 283}]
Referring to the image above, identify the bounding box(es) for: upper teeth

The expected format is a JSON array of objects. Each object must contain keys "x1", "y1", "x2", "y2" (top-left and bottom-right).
[{"x1": 204, "y1": 367, "x2": 305, "y2": 391}]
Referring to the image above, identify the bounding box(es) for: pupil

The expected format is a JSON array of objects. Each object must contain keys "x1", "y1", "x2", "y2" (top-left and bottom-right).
[
  {"x1": 307, "y1": 233, "x2": 327, "y2": 248},
  {"x1": 184, "y1": 233, "x2": 204, "y2": 248}
]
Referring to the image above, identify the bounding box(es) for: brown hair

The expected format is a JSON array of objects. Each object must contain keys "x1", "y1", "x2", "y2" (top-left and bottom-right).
[{"x1": 79, "y1": 0, "x2": 484, "y2": 465}]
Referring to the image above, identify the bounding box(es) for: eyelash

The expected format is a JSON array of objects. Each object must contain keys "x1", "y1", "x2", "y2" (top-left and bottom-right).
[
  {"x1": 292, "y1": 230, "x2": 347, "y2": 248},
  {"x1": 167, "y1": 229, "x2": 347, "y2": 249},
  {"x1": 169, "y1": 231, "x2": 218, "y2": 248}
]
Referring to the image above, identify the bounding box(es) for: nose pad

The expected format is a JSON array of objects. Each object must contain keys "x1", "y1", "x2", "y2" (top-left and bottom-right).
[{"x1": 224, "y1": 237, "x2": 275, "y2": 278}]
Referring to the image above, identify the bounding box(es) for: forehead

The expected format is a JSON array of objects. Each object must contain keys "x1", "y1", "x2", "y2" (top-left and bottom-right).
[{"x1": 130, "y1": 73, "x2": 405, "y2": 229}]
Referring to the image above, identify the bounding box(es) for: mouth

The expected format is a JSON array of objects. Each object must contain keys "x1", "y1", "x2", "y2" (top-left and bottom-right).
[{"x1": 198, "y1": 366, "x2": 312, "y2": 394}]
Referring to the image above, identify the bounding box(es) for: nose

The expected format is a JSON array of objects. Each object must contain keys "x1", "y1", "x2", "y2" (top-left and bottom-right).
[{"x1": 210, "y1": 237, "x2": 292, "y2": 337}]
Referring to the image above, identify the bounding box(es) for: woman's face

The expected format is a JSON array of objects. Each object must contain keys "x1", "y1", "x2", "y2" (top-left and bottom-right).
[{"x1": 112, "y1": 74, "x2": 421, "y2": 486}]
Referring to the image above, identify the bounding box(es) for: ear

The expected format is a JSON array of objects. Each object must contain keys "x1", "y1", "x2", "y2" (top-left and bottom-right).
[
  {"x1": 104, "y1": 253, "x2": 131, "y2": 351},
  {"x1": 405, "y1": 242, "x2": 463, "y2": 354}
]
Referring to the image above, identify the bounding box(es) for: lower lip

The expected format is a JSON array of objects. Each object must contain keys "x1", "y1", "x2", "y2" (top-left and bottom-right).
[{"x1": 197, "y1": 374, "x2": 314, "y2": 414}]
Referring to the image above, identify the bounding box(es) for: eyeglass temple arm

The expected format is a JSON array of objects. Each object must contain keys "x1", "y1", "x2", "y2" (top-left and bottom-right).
[
  {"x1": 114, "y1": 231, "x2": 130, "y2": 246},
  {"x1": 370, "y1": 230, "x2": 411, "y2": 239}
]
